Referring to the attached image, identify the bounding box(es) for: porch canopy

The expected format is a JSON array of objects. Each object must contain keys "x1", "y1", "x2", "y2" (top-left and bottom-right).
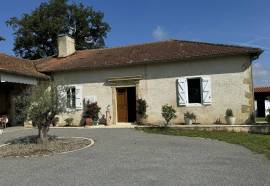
[{"x1": 0, "y1": 53, "x2": 48, "y2": 125}]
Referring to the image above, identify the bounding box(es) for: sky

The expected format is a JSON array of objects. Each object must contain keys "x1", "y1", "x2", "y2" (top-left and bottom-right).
[{"x1": 0, "y1": 0, "x2": 269, "y2": 86}]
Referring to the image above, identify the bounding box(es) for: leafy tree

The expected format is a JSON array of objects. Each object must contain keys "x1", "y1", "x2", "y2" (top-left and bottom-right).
[
  {"x1": 15, "y1": 81, "x2": 67, "y2": 143},
  {"x1": 6, "y1": 0, "x2": 110, "y2": 59},
  {"x1": 161, "y1": 104, "x2": 177, "y2": 126}
]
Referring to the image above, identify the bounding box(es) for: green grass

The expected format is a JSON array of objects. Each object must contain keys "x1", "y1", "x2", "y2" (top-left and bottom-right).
[
  {"x1": 136, "y1": 127, "x2": 270, "y2": 159},
  {"x1": 256, "y1": 117, "x2": 267, "y2": 123}
]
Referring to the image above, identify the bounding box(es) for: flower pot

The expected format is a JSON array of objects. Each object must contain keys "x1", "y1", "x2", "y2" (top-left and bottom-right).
[
  {"x1": 85, "y1": 117, "x2": 93, "y2": 126},
  {"x1": 225, "y1": 116, "x2": 236, "y2": 125},
  {"x1": 137, "y1": 115, "x2": 147, "y2": 125},
  {"x1": 93, "y1": 119, "x2": 98, "y2": 126},
  {"x1": 184, "y1": 117, "x2": 193, "y2": 125}
]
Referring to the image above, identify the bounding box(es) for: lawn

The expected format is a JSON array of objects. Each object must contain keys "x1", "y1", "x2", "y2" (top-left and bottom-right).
[
  {"x1": 136, "y1": 127, "x2": 270, "y2": 159},
  {"x1": 256, "y1": 117, "x2": 267, "y2": 123}
]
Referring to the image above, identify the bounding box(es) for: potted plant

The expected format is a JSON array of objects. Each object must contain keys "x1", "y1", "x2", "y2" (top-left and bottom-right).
[
  {"x1": 225, "y1": 108, "x2": 236, "y2": 125},
  {"x1": 184, "y1": 112, "x2": 196, "y2": 125},
  {"x1": 83, "y1": 102, "x2": 101, "y2": 126},
  {"x1": 136, "y1": 99, "x2": 147, "y2": 125},
  {"x1": 64, "y1": 118, "x2": 74, "y2": 126}
]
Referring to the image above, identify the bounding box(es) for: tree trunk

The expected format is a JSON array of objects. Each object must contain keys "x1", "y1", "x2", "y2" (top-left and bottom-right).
[{"x1": 38, "y1": 126, "x2": 49, "y2": 144}]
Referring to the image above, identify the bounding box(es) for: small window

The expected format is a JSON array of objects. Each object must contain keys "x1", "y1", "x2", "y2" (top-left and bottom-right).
[
  {"x1": 66, "y1": 87, "x2": 76, "y2": 108},
  {"x1": 187, "y1": 78, "x2": 202, "y2": 103}
]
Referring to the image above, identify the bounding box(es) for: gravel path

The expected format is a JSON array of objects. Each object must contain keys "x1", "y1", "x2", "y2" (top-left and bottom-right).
[{"x1": 0, "y1": 128, "x2": 270, "y2": 186}]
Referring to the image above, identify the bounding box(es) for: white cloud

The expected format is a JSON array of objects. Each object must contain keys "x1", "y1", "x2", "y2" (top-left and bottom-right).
[
  {"x1": 152, "y1": 26, "x2": 168, "y2": 40},
  {"x1": 253, "y1": 63, "x2": 270, "y2": 86}
]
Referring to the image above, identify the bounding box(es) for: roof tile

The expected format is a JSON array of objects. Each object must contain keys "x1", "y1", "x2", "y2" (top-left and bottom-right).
[{"x1": 35, "y1": 40, "x2": 262, "y2": 73}]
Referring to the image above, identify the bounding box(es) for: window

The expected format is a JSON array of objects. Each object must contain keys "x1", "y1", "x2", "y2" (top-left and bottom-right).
[
  {"x1": 66, "y1": 87, "x2": 76, "y2": 108},
  {"x1": 177, "y1": 76, "x2": 211, "y2": 106},
  {"x1": 187, "y1": 78, "x2": 201, "y2": 103}
]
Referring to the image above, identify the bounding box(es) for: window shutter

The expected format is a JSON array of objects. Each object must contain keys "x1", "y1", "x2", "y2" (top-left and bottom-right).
[
  {"x1": 177, "y1": 77, "x2": 188, "y2": 106},
  {"x1": 75, "y1": 85, "x2": 83, "y2": 109},
  {"x1": 57, "y1": 85, "x2": 67, "y2": 108},
  {"x1": 202, "y1": 76, "x2": 212, "y2": 105}
]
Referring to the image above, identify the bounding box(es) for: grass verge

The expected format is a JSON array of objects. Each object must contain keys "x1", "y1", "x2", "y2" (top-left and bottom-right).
[{"x1": 136, "y1": 127, "x2": 270, "y2": 160}]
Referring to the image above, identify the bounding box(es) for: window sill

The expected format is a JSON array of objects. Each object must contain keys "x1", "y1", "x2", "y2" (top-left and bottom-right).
[
  {"x1": 186, "y1": 103, "x2": 203, "y2": 107},
  {"x1": 66, "y1": 108, "x2": 82, "y2": 112}
]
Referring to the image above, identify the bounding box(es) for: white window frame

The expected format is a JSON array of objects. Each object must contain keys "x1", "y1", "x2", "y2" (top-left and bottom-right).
[
  {"x1": 177, "y1": 75, "x2": 211, "y2": 107},
  {"x1": 186, "y1": 76, "x2": 203, "y2": 107}
]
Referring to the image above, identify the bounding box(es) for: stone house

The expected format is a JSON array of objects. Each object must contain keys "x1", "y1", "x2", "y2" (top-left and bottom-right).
[{"x1": 0, "y1": 35, "x2": 262, "y2": 126}]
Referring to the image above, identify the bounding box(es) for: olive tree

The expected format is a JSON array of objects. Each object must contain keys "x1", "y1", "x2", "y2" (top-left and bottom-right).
[{"x1": 15, "y1": 81, "x2": 66, "y2": 143}]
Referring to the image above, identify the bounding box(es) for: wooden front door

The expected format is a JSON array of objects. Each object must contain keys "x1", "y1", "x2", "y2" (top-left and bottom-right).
[{"x1": 117, "y1": 88, "x2": 128, "y2": 122}]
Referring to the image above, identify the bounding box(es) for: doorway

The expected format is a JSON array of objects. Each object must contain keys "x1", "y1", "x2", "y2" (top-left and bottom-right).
[{"x1": 116, "y1": 87, "x2": 136, "y2": 123}]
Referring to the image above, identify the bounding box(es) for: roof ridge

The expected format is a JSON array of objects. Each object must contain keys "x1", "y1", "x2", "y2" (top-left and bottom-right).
[
  {"x1": 72, "y1": 39, "x2": 262, "y2": 55},
  {"x1": 0, "y1": 52, "x2": 32, "y2": 62},
  {"x1": 77, "y1": 39, "x2": 176, "y2": 53},
  {"x1": 172, "y1": 39, "x2": 262, "y2": 50}
]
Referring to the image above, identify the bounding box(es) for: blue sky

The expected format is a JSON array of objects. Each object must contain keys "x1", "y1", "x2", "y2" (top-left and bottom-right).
[{"x1": 0, "y1": 0, "x2": 269, "y2": 86}]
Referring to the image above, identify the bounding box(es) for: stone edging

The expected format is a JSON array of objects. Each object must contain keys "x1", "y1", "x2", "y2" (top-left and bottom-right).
[{"x1": 0, "y1": 137, "x2": 94, "y2": 158}]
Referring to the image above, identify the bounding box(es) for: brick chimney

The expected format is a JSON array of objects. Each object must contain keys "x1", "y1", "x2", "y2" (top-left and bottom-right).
[{"x1": 57, "y1": 34, "x2": 75, "y2": 57}]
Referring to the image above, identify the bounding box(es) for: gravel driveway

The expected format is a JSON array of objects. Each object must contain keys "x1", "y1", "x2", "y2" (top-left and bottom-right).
[{"x1": 0, "y1": 128, "x2": 270, "y2": 186}]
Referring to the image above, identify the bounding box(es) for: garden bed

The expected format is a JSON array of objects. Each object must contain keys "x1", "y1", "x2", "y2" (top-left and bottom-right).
[{"x1": 0, "y1": 135, "x2": 93, "y2": 157}]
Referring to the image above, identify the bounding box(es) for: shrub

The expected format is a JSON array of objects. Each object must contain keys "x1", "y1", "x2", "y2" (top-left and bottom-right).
[
  {"x1": 52, "y1": 117, "x2": 59, "y2": 126},
  {"x1": 83, "y1": 102, "x2": 101, "y2": 121},
  {"x1": 184, "y1": 112, "x2": 196, "y2": 120},
  {"x1": 266, "y1": 115, "x2": 270, "y2": 124},
  {"x1": 136, "y1": 99, "x2": 147, "y2": 118},
  {"x1": 64, "y1": 118, "x2": 74, "y2": 126},
  {"x1": 161, "y1": 104, "x2": 177, "y2": 126},
  {"x1": 225, "y1": 109, "x2": 234, "y2": 117}
]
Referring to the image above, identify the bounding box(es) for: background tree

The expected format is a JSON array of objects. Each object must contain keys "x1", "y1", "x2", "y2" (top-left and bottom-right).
[
  {"x1": 15, "y1": 81, "x2": 67, "y2": 143},
  {"x1": 6, "y1": 0, "x2": 110, "y2": 59}
]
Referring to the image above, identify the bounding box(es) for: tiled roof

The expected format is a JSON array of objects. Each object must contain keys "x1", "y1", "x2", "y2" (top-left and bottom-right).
[
  {"x1": 254, "y1": 86, "x2": 270, "y2": 93},
  {"x1": 35, "y1": 40, "x2": 262, "y2": 73},
  {"x1": 0, "y1": 53, "x2": 48, "y2": 79}
]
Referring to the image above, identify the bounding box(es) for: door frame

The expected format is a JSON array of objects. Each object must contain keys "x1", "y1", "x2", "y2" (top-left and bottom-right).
[
  {"x1": 112, "y1": 83, "x2": 139, "y2": 125},
  {"x1": 107, "y1": 76, "x2": 142, "y2": 125},
  {"x1": 115, "y1": 85, "x2": 137, "y2": 124}
]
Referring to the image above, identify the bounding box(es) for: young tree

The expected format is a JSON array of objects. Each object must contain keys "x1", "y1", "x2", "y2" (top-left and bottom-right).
[
  {"x1": 161, "y1": 104, "x2": 177, "y2": 126},
  {"x1": 15, "y1": 81, "x2": 67, "y2": 143},
  {"x1": 6, "y1": 0, "x2": 110, "y2": 59}
]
